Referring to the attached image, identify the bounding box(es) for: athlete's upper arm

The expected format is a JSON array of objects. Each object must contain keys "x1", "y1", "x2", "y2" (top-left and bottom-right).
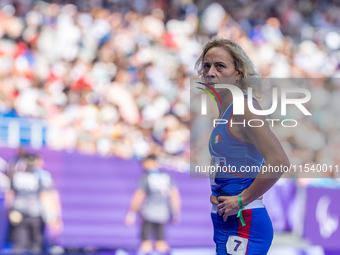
[
  {"x1": 134, "y1": 188, "x2": 146, "y2": 198},
  {"x1": 240, "y1": 100, "x2": 289, "y2": 164}
]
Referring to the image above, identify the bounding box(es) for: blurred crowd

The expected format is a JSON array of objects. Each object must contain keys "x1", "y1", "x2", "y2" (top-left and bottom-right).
[{"x1": 0, "y1": 0, "x2": 339, "y2": 172}]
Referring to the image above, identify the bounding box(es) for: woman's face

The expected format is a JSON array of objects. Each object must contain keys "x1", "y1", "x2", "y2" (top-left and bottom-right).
[{"x1": 202, "y1": 47, "x2": 241, "y2": 83}]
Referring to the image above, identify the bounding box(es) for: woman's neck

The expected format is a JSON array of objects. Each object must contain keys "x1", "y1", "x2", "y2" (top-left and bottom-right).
[{"x1": 217, "y1": 90, "x2": 234, "y2": 118}]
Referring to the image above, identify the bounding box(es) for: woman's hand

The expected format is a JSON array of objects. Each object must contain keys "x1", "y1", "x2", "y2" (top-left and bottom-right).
[
  {"x1": 215, "y1": 191, "x2": 264, "y2": 222},
  {"x1": 125, "y1": 211, "x2": 136, "y2": 226},
  {"x1": 217, "y1": 196, "x2": 240, "y2": 222},
  {"x1": 46, "y1": 217, "x2": 63, "y2": 236}
]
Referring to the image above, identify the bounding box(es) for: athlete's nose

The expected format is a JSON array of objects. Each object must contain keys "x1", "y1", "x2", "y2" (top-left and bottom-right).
[{"x1": 206, "y1": 65, "x2": 217, "y2": 79}]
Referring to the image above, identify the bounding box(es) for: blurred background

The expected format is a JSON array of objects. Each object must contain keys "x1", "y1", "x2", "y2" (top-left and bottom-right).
[{"x1": 0, "y1": 0, "x2": 340, "y2": 254}]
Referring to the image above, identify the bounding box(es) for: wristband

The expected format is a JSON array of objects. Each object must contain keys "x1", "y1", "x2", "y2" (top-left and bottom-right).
[{"x1": 237, "y1": 195, "x2": 246, "y2": 227}]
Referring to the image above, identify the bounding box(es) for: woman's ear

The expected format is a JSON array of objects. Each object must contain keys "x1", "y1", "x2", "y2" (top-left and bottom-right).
[{"x1": 238, "y1": 71, "x2": 243, "y2": 78}]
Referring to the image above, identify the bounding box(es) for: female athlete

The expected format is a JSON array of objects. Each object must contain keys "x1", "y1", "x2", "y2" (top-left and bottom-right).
[{"x1": 195, "y1": 37, "x2": 290, "y2": 255}]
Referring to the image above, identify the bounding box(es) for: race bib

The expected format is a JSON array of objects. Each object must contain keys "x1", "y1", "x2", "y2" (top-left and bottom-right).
[{"x1": 226, "y1": 236, "x2": 248, "y2": 255}]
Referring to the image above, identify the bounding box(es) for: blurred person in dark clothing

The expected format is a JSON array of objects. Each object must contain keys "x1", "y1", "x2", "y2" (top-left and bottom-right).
[
  {"x1": 5, "y1": 154, "x2": 62, "y2": 254},
  {"x1": 125, "y1": 155, "x2": 181, "y2": 255}
]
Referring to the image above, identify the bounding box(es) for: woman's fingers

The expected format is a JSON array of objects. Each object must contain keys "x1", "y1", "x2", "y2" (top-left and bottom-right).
[
  {"x1": 217, "y1": 196, "x2": 227, "y2": 202},
  {"x1": 217, "y1": 203, "x2": 223, "y2": 210},
  {"x1": 218, "y1": 204, "x2": 228, "y2": 216}
]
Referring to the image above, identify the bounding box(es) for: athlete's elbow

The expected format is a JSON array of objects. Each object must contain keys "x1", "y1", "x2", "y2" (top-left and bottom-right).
[
  {"x1": 278, "y1": 156, "x2": 290, "y2": 167},
  {"x1": 266, "y1": 155, "x2": 290, "y2": 168},
  {"x1": 281, "y1": 154, "x2": 290, "y2": 167}
]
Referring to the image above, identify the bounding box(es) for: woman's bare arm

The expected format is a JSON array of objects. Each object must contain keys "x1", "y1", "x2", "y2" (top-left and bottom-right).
[{"x1": 217, "y1": 100, "x2": 290, "y2": 221}]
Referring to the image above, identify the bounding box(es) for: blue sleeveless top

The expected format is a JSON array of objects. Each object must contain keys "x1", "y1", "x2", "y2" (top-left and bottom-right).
[{"x1": 209, "y1": 95, "x2": 265, "y2": 196}]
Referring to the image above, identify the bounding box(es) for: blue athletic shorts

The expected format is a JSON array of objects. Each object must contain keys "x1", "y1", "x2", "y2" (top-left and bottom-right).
[{"x1": 211, "y1": 207, "x2": 273, "y2": 255}]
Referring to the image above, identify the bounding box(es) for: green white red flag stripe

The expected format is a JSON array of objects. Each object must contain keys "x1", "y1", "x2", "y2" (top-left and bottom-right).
[{"x1": 213, "y1": 135, "x2": 221, "y2": 145}]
